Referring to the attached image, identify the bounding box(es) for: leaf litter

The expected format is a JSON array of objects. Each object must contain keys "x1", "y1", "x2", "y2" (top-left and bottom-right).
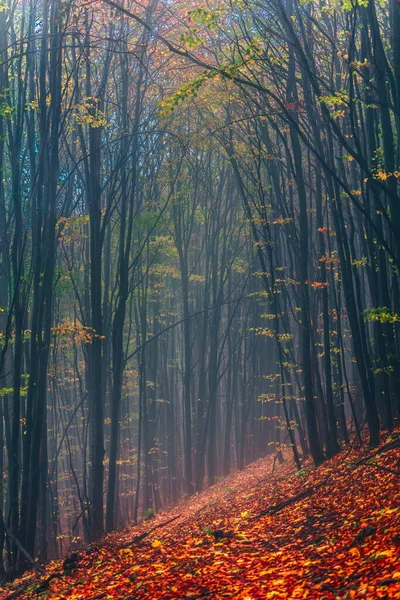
[{"x1": 2, "y1": 430, "x2": 400, "y2": 599}]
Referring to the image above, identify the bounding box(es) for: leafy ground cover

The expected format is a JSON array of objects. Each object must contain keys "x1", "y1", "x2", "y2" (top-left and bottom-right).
[{"x1": 2, "y1": 430, "x2": 400, "y2": 599}]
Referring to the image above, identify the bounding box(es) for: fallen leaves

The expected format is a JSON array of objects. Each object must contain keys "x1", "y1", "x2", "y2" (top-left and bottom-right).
[{"x1": 2, "y1": 430, "x2": 400, "y2": 599}]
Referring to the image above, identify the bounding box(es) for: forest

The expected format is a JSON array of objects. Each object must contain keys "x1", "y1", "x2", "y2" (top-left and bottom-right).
[{"x1": 0, "y1": 0, "x2": 399, "y2": 596}]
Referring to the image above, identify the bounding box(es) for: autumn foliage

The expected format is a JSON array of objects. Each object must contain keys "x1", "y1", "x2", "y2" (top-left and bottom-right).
[
  {"x1": 2, "y1": 429, "x2": 400, "y2": 599},
  {"x1": 2, "y1": 0, "x2": 400, "y2": 585}
]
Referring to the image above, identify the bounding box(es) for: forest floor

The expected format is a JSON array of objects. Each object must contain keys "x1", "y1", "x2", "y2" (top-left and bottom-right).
[{"x1": 2, "y1": 430, "x2": 400, "y2": 600}]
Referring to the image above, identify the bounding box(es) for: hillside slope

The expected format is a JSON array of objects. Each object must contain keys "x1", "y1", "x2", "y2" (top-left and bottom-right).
[{"x1": 2, "y1": 431, "x2": 400, "y2": 599}]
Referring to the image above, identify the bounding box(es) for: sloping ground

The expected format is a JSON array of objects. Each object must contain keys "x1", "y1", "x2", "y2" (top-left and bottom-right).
[{"x1": 2, "y1": 431, "x2": 400, "y2": 600}]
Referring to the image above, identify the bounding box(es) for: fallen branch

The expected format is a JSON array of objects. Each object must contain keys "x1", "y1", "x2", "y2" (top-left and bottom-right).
[
  {"x1": 55, "y1": 514, "x2": 183, "y2": 599},
  {"x1": 254, "y1": 435, "x2": 400, "y2": 522},
  {"x1": 361, "y1": 462, "x2": 400, "y2": 477},
  {"x1": 2, "y1": 571, "x2": 68, "y2": 600},
  {"x1": 378, "y1": 578, "x2": 400, "y2": 586},
  {"x1": 4, "y1": 515, "x2": 183, "y2": 600},
  {"x1": 118, "y1": 514, "x2": 181, "y2": 549},
  {"x1": 2, "y1": 582, "x2": 35, "y2": 600},
  {"x1": 0, "y1": 512, "x2": 45, "y2": 576},
  {"x1": 352, "y1": 437, "x2": 400, "y2": 467},
  {"x1": 253, "y1": 483, "x2": 324, "y2": 519}
]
